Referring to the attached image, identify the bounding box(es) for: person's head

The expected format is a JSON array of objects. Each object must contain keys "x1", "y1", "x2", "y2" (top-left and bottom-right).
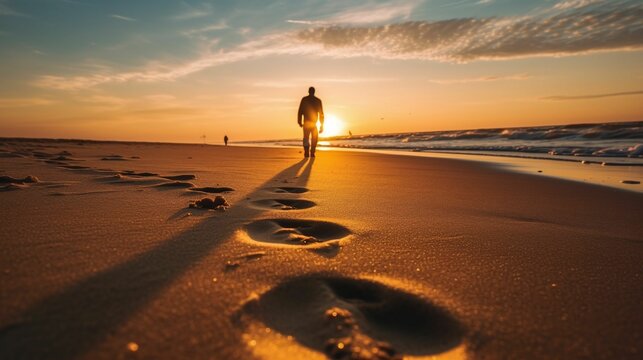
[{"x1": 308, "y1": 86, "x2": 315, "y2": 95}]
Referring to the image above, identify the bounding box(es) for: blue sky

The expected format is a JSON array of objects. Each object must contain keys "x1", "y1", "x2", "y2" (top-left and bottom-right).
[{"x1": 1, "y1": 0, "x2": 642, "y2": 141}]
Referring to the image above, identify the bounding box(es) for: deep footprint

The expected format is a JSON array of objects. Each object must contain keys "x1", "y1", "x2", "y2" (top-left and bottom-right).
[
  {"x1": 250, "y1": 199, "x2": 316, "y2": 210},
  {"x1": 244, "y1": 219, "x2": 350, "y2": 245},
  {"x1": 237, "y1": 275, "x2": 463, "y2": 359},
  {"x1": 270, "y1": 186, "x2": 309, "y2": 194},
  {"x1": 163, "y1": 174, "x2": 197, "y2": 181}
]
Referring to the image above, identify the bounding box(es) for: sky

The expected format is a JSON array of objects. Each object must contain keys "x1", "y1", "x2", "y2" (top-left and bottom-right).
[{"x1": 0, "y1": 0, "x2": 642, "y2": 142}]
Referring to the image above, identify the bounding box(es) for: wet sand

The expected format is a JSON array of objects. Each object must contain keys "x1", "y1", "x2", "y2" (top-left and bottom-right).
[{"x1": 0, "y1": 139, "x2": 641, "y2": 359}]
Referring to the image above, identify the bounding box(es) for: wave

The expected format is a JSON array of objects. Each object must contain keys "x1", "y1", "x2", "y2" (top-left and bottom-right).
[
  {"x1": 331, "y1": 121, "x2": 643, "y2": 142},
  {"x1": 253, "y1": 121, "x2": 643, "y2": 161}
]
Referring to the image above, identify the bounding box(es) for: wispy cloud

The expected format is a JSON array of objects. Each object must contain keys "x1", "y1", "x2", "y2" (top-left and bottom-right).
[
  {"x1": 287, "y1": 0, "x2": 422, "y2": 25},
  {"x1": 77, "y1": 94, "x2": 130, "y2": 106},
  {"x1": 554, "y1": 0, "x2": 602, "y2": 10},
  {"x1": 252, "y1": 77, "x2": 397, "y2": 88},
  {"x1": 172, "y1": 3, "x2": 212, "y2": 21},
  {"x1": 110, "y1": 14, "x2": 136, "y2": 22},
  {"x1": 127, "y1": 107, "x2": 203, "y2": 117},
  {"x1": 0, "y1": 0, "x2": 27, "y2": 17},
  {"x1": 541, "y1": 90, "x2": 643, "y2": 101},
  {"x1": 34, "y1": 1, "x2": 643, "y2": 90},
  {"x1": 144, "y1": 94, "x2": 176, "y2": 103},
  {"x1": 0, "y1": 97, "x2": 55, "y2": 107},
  {"x1": 429, "y1": 74, "x2": 530, "y2": 84},
  {"x1": 183, "y1": 21, "x2": 228, "y2": 36}
]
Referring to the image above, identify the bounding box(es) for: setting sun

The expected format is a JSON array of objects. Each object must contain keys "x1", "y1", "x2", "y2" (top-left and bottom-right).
[{"x1": 321, "y1": 114, "x2": 346, "y2": 137}]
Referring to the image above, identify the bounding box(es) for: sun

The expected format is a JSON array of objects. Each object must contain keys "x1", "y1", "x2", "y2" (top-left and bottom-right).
[{"x1": 320, "y1": 114, "x2": 346, "y2": 137}]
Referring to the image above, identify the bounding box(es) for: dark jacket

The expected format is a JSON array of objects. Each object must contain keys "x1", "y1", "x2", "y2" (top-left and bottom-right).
[{"x1": 298, "y1": 95, "x2": 324, "y2": 125}]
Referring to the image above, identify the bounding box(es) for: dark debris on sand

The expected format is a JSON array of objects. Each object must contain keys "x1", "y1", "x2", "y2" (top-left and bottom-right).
[
  {"x1": 0, "y1": 175, "x2": 39, "y2": 191},
  {"x1": 0, "y1": 175, "x2": 39, "y2": 184},
  {"x1": 189, "y1": 196, "x2": 230, "y2": 211},
  {"x1": 621, "y1": 180, "x2": 640, "y2": 185}
]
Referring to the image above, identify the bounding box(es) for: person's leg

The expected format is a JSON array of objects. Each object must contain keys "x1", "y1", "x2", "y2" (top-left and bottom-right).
[
  {"x1": 302, "y1": 127, "x2": 310, "y2": 157},
  {"x1": 310, "y1": 126, "x2": 319, "y2": 157}
]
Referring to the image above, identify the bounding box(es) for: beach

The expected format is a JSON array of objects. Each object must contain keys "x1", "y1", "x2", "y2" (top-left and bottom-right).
[{"x1": 0, "y1": 139, "x2": 641, "y2": 359}]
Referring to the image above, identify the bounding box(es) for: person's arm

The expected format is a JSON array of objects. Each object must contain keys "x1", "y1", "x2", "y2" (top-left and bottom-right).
[
  {"x1": 318, "y1": 99, "x2": 324, "y2": 133},
  {"x1": 297, "y1": 98, "x2": 304, "y2": 127}
]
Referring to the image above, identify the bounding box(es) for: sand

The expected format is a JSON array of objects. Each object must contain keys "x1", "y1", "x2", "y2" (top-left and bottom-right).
[{"x1": 0, "y1": 138, "x2": 641, "y2": 359}]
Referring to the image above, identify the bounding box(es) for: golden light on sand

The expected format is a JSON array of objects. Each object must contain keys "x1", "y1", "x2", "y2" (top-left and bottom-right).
[{"x1": 321, "y1": 114, "x2": 346, "y2": 137}]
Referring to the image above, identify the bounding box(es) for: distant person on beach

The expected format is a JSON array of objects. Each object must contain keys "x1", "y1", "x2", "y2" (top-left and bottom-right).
[
  {"x1": 224, "y1": 135, "x2": 228, "y2": 146},
  {"x1": 297, "y1": 86, "x2": 324, "y2": 157}
]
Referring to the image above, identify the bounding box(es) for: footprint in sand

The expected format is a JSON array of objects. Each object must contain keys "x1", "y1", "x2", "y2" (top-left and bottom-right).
[
  {"x1": 163, "y1": 174, "x2": 197, "y2": 181},
  {"x1": 236, "y1": 275, "x2": 464, "y2": 360},
  {"x1": 249, "y1": 199, "x2": 316, "y2": 211},
  {"x1": 190, "y1": 186, "x2": 235, "y2": 194},
  {"x1": 60, "y1": 165, "x2": 91, "y2": 170},
  {"x1": 269, "y1": 186, "x2": 309, "y2": 194},
  {"x1": 100, "y1": 155, "x2": 129, "y2": 161},
  {"x1": 243, "y1": 219, "x2": 350, "y2": 246},
  {"x1": 96, "y1": 174, "x2": 167, "y2": 186},
  {"x1": 0, "y1": 175, "x2": 40, "y2": 191},
  {"x1": 153, "y1": 181, "x2": 196, "y2": 189},
  {"x1": 120, "y1": 170, "x2": 159, "y2": 177}
]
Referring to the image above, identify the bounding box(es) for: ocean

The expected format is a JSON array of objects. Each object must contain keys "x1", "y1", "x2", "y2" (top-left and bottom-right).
[{"x1": 255, "y1": 121, "x2": 643, "y2": 166}]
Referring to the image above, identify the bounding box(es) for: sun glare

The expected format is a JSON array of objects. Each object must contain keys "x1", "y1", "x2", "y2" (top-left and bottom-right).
[{"x1": 321, "y1": 114, "x2": 346, "y2": 137}]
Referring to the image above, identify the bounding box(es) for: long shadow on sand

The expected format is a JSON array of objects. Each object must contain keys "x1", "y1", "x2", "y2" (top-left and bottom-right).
[{"x1": 0, "y1": 158, "x2": 317, "y2": 359}]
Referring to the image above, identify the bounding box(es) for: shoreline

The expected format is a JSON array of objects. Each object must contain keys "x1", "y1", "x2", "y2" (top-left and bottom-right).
[
  {"x1": 232, "y1": 142, "x2": 643, "y2": 193},
  {"x1": 3, "y1": 135, "x2": 641, "y2": 192}
]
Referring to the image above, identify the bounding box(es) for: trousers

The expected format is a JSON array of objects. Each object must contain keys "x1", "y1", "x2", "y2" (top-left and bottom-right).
[{"x1": 302, "y1": 123, "x2": 318, "y2": 154}]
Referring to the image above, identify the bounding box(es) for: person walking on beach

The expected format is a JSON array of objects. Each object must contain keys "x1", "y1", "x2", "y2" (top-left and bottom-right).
[
  {"x1": 297, "y1": 86, "x2": 324, "y2": 157},
  {"x1": 224, "y1": 135, "x2": 228, "y2": 146}
]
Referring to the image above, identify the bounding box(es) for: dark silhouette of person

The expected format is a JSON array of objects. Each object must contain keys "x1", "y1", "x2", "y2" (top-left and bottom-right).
[
  {"x1": 297, "y1": 86, "x2": 324, "y2": 157},
  {"x1": 224, "y1": 135, "x2": 228, "y2": 146}
]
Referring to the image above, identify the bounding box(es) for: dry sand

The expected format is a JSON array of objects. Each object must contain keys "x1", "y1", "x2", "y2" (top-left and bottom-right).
[{"x1": 0, "y1": 139, "x2": 641, "y2": 359}]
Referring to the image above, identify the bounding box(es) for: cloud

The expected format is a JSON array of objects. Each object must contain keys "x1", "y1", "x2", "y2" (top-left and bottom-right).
[
  {"x1": 0, "y1": 1, "x2": 27, "y2": 17},
  {"x1": 286, "y1": 20, "x2": 319, "y2": 25},
  {"x1": 172, "y1": 3, "x2": 212, "y2": 21},
  {"x1": 553, "y1": 0, "x2": 602, "y2": 10},
  {"x1": 127, "y1": 107, "x2": 203, "y2": 117},
  {"x1": 34, "y1": 1, "x2": 643, "y2": 90},
  {"x1": 0, "y1": 98, "x2": 55, "y2": 107},
  {"x1": 183, "y1": 21, "x2": 228, "y2": 36},
  {"x1": 77, "y1": 94, "x2": 130, "y2": 106},
  {"x1": 110, "y1": 14, "x2": 136, "y2": 22},
  {"x1": 541, "y1": 90, "x2": 643, "y2": 100},
  {"x1": 287, "y1": 0, "x2": 422, "y2": 25},
  {"x1": 429, "y1": 74, "x2": 530, "y2": 84},
  {"x1": 144, "y1": 94, "x2": 176, "y2": 103},
  {"x1": 252, "y1": 77, "x2": 397, "y2": 88},
  {"x1": 32, "y1": 33, "x2": 314, "y2": 90},
  {"x1": 295, "y1": 1, "x2": 643, "y2": 62}
]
